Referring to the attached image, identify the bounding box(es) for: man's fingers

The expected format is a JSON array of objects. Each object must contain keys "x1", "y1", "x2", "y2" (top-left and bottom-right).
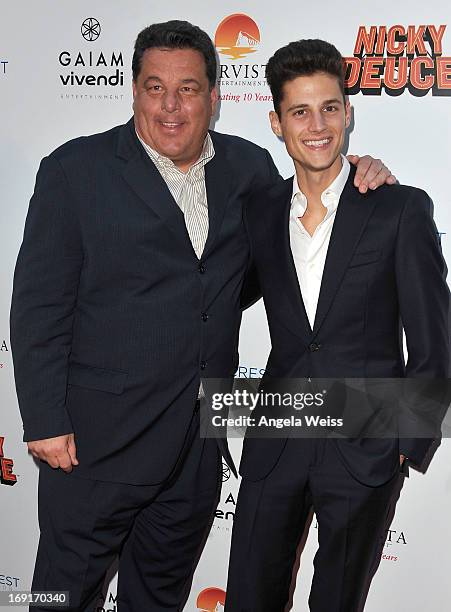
[
  {"x1": 27, "y1": 434, "x2": 77, "y2": 471},
  {"x1": 367, "y1": 164, "x2": 392, "y2": 191},
  {"x1": 67, "y1": 436, "x2": 79, "y2": 466},
  {"x1": 46, "y1": 455, "x2": 61, "y2": 469},
  {"x1": 350, "y1": 155, "x2": 396, "y2": 193},
  {"x1": 37, "y1": 449, "x2": 73, "y2": 472},
  {"x1": 352, "y1": 154, "x2": 374, "y2": 188},
  {"x1": 56, "y1": 452, "x2": 74, "y2": 473},
  {"x1": 346, "y1": 154, "x2": 360, "y2": 167},
  {"x1": 354, "y1": 155, "x2": 383, "y2": 191},
  {"x1": 386, "y1": 174, "x2": 397, "y2": 185},
  {"x1": 367, "y1": 168, "x2": 396, "y2": 190}
]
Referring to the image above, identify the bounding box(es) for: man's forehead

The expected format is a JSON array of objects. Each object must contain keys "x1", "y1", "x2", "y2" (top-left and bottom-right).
[
  {"x1": 139, "y1": 47, "x2": 207, "y2": 77},
  {"x1": 142, "y1": 47, "x2": 204, "y2": 64},
  {"x1": 282, "y1": 75, "x2": 342, "y2": 100},
  {"x1": 285, "y1": 73, "x2": 341, "y2": 89}
]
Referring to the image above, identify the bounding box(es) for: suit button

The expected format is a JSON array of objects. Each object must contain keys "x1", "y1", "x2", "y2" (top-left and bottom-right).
[
  {"x1": 200, "y1": 361, "x2": 207, "y2": 370},
  {"x1": 201, "y1": 313, "x2": 209, "y2": 322},
  {"x1": 309, "y1": 342, "x2": 321, "y2": 352},
  {"x1": 199, "y1": 263, "x2": 206, "y2": 274}
]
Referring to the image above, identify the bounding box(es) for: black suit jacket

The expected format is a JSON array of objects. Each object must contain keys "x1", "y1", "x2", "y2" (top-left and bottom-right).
[
  {"x1": 10, "y1": 118, "x2": 279, "y2": 485},
  {"x1": 240, "y1": 166, "x2": 450, "y2": 486}
]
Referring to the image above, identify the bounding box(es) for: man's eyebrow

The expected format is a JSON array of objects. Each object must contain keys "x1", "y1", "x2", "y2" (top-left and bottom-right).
[
  {"x1": 142, "y1": 76, "x2": 202, "y2": 87},
  {"x1": 323, "y1": 98, "x2": 343, "y2": 105},
  {"x1": 181, "y1": 78, "x2": 201, "y2": 86},
  {"x1": 143, "y1": 76, "x2": 162, "y2": 86},
  {"x1": 286, "y1": 98, "x2": 343, "y2": 112},
  {"x1": 286, "y1": 103, "x2": 308, "y2": 112}
]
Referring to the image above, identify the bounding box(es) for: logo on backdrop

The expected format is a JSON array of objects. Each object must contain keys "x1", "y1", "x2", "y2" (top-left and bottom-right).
[
  {"x1": 197, "y1": 587, "x2": 226, "y2": 611},
  {"x1": 235, "y1": 365, "x2": 266, "y2": 378},
  {"x1": 214, "y1": 14, "x2": 271, "y2": 105},
  {"x1": 345, "y1": 24, "x2": 451, "y2": 96},
  {"x1": 0, "y1": 339, "x2": 8, "y2": 371},
  {"x1": 382, "y1": 527, "x2": 408, "y2": 562},
  {"x1": 0, "y1": 572, "x2": 21, "y2": 590},
  {"x1": 215, "y1": 14, "x2": 260, "y2": 60},
  {"x1": 214, "y1": 490, "x2": 236, "y2": 533},
  {"x1": 0, "y1": 437, "x2": 17, "y2": 486},
  {"x1": 96, "y1": 591, "x2": 117, "y2": 611},
  {"x1": 58, "y1": 18, "x2": 125, "y2": 102},
  {"x1": 222, "y1": 461, "x2": 231, "y2": 482},
  {"x1": 0, "y1": 59, "x2": 7, "y2": 75},
  {"x1": 81, "y1": 18, "x2": 101, "y2": 42}
]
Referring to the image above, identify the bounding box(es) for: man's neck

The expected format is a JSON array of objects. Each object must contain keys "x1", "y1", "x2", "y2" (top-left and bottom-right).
[{"x1": 295, "y1": 155, "x2": 343, "y2": 210}]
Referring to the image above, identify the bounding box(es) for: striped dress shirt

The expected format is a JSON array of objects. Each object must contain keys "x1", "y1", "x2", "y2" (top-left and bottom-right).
[{"x1": 137, "y1": 132, "x2": 215, "y2": 259}]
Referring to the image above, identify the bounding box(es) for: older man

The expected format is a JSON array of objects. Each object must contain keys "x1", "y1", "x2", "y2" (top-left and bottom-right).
[{"x1": 10, "y1": 21, "x2": 394, "y2": 612}]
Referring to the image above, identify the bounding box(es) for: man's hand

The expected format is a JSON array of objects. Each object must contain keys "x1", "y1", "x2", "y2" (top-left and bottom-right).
[
  {"x1": 28, "y1": 433, "x2": 79, "y2": 473},
  {"x1": 347, "y1": 155, "x2": 397, "y2": 194}
]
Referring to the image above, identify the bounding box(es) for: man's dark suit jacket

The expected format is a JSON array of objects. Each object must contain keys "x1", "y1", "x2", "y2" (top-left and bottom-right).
[
  {"x1": 240, "y1": 165, "x2": 450, "y2": 486},
  {"x1": 10, "y1": 118, "x2": 279, "y2": 485}
]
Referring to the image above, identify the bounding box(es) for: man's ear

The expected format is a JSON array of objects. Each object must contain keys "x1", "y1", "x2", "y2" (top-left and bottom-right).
[
  {"x1": 132, "y1": 80, "x2": 137, "y2": 111},
  {"x1": 210, "y1": 86, "x2": 219, "y2": 115},
  {"x1": 344, "y1": 99, "x2": 351, "y2": 129},
  {"x1": 269, "y1": 110, "x2": 283, "y2": 138}
]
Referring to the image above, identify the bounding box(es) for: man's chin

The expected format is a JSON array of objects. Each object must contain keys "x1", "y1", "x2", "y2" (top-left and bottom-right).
[
  {"x1": 153, "y1": 142, "x2": 187, "y2": 162},
  {"x1": 304, "y1": 159, "x2": 338, "y2": 173}
]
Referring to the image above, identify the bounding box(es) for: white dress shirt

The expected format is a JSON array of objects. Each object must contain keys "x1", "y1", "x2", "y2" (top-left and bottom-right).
[{"x1": 290, "y1": 155, "x2": 350, "y2": 329}]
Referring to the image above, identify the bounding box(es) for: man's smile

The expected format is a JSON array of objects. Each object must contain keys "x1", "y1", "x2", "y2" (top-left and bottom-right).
[{"x1": 302, "y1": 137, "x2": 332, "y2": 150}]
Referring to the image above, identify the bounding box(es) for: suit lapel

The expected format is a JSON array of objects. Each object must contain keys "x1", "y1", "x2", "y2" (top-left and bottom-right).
[
  {"x1": 202, "y1": 133, "x2": 232, "y2": 259},
  {"x1": 116, "y1": 122, "x2": 232, "y2": 260},
  {"x1": 267, "y1": 179, "x2": 312, "y2": 341},
  {"x1": 312, "y1": 168, "x2": 377, "y2": 335},
  {"x1": 117, "y1": 118, "x2": 196, "y2": 255}
]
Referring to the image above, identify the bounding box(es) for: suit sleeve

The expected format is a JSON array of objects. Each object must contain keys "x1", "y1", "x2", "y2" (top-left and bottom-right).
[
  {"x1": 261, "y1": 148, "x2": 282, "y2": 188},
  {"x1": 240, "y1": 149, "x2": 281, "y2": 309},
  {"x1": 240, "y1": 201, "x2": 260, "y2": 310},
  {"x1": 10, "y1": 154, "x2": 83, "y2": 441},
  {"x1": 395, "y1": 188, "x2": 450, "y2": 465}
]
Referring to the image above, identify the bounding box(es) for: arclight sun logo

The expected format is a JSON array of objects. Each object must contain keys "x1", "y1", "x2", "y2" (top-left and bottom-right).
[
  {"x1": 215, "y1": 14, "x2": 260, "y2": 60},
  {"x1": 197, "y1": 587, "x2": 226, "y2": 611}
]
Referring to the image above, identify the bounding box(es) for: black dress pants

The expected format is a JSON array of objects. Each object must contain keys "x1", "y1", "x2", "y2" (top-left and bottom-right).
[
  {"x1": 226, "y1": 439, "x2": 402, "y2": 612},
  {"x1": 31, "y1": 412, "x2": 221, "y2": 612}
]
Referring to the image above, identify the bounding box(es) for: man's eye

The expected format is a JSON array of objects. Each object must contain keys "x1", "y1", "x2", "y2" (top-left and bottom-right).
[
  {"x1": 147, "y1": 85, "x2": 162, "y2": 92},
  {"x1": 294, "y1": 109, "x2": 306, "y2": 116},
  {"x1": 324, "y1": 105, "x2": 337, "y2": 112},
  {"x1": 181, "y1": 86, "x2": 195, "y2": 93}
]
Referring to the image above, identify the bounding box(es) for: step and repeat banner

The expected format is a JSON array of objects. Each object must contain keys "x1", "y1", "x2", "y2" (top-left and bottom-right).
[{"x1": 1, "y1": 1, "x2": 450, "y2": 611}]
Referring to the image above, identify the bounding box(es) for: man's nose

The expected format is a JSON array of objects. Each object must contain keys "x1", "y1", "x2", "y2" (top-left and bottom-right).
[
  {"x1": 309, "y1": 111, "x2": 326, "y2": 132},
  {"x1": 162, "y1": 90, "x2": 181, "y2": 113}
]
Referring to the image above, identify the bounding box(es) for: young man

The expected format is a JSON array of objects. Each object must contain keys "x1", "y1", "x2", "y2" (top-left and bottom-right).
[
  {"x1": 225, "y1": 39, "x2": 449, "y2": 611},
  {"x1": 11, "y1": 21, "x2": 394, "y2": 611}
]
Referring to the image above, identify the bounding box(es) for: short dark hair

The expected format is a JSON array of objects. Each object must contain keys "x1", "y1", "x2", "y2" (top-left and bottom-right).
[
  {"x1": 266, "y1": 39, "x2": 346, "y2": 116},
  {"x1": 132, "y1": 20, "x2": 217, "y2": 89}
]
